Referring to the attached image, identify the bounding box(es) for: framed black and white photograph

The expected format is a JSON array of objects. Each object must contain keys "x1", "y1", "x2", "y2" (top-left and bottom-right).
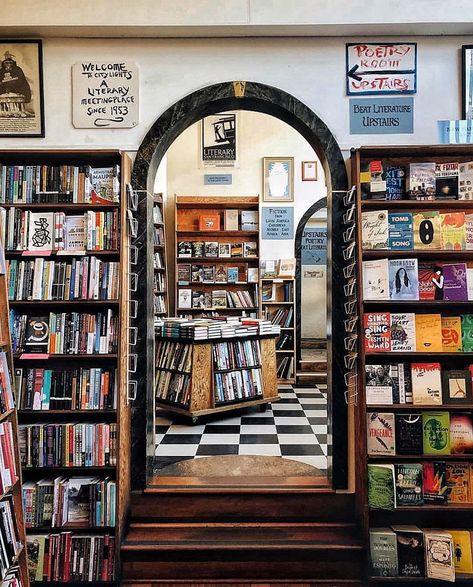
[
  {"x1": 462, "y1": 45, "x2": 473, "y2": 119},
  {"x1": 0, "y1": 40, "x2": 44, "y2": 137},
  {"x1": 201, "y1": 112, "x2": 237, "y2": 167}
]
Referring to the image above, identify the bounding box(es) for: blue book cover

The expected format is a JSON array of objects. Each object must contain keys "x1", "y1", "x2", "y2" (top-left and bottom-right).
[
  {"x1": 385, "y1": 166, "x2": 406, "y2": 200},
  {"x1": 388, "y1": 213, "x2": 413, "y2": 250},
  {"x1": 389, "y1": 258, "x2": 419, "y2": 300}
]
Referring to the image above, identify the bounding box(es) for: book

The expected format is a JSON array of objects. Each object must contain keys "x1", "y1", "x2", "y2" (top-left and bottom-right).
[
  {"x1": 436, "y1": 162, "x2": 459, "y2": 199},
  {"x1": 28, "y1": 212, "x2": 54, "y2": 252},
  {"x1": 192, "y1": 241, "x2": 205, "y2": 257},
  {"x1": 391, "y1": 526, "x2": 425, "y2": 577},
  {"x1": 467, "y1": 262, "x2": 473, "y2": 298},
  {"x1": 365, "y1": 365, "x2": 393, "y2": 405},
  {"x1": 202, "y1": 265, "x2": 215, "y2": 283},
  {"x1": 440, "y1": 212, "x2": 466, "y2": 250},
  {"x1": 385, "y1": 165, "x2": 406, "y2": 200},
  {"x1": 422, "y1": 411, "x2": 450, "y2": 455},
  {"x1": 407, "y1": 162, "x2": 436, "y2": 200},
  {"x1": 88, "y1": 166, "x2": 119, "y2": 204},
  {"x1": 466, "y1": 214, "x2": 473, "y2": 250},
  {"x1": 178, "y1": 289, "x2": 192, "y2": 309},
  {"x1": 362, "y1": 259, "x2": 389, "y2": 300},
  {"x1": 415, "y1": 314, "x2": 443, "y2": 352},
  {"x1": 450, "y1": 530, "x2": 473, "y2": 574},
  {"x1": 394, "y1": 463, "x2": 423, "y2": 506},
  {"x1": 177, "y1": 264, "x2": 191, "y2": 284},
  {"x1": 361, "y1": 210, "x2": 388, "y2": 249},
  {"x1": 461, "y1": 314, "x2": 473, "y2": 351},
  {"x1": 204, "y1": 241, "x2": 219, "y2": 258},
  {"x1": 278, "y1": 258, "x2": 296, "y2": 278},
  {"x1": 442, "y1": 370, "x2": 472, "y2": 403},
  {"x1": 459, "y1": 160, "x2": 473, "y2": 200},
  {"x1": 240, "y1": 210, "x2": 258, "y2": 231},
  {"x1": 395, "y1": 414, "x2": 423, "y2": 454},
  {"x1": 390, "y1": 313, "x2": 416, "y2": 352},
  {"x1": 389, "y1": 363, "x2": 412, "y2": 403},
  {"x1": 224, "y1": 209, "x2": 238, "y2": 231},
  {"x1": 212, "y1": 290, "x2": 227, "y2": 309},
  {"x1": 366, "y1": 412, "x2": 395, "y2": 456},
  {"x1": 24, "y1": 316, "x2": 49, "y2": 354},
  {"x1": 230, "y1": 242, "x2": 243, "y2": 257},
  {"x1": 413, "y1": 211, "x2": 441, "y2": 249},
  {"x1": 191, "y1": 264, "x2": 204, "y2": 283},
  {"x1": 449, "y1": 413, "x2": 473, "y2": 454},
  {"x1": 227, "y1": 267, "x2": 238, "y2": 283},
  {"x1": 260, "y1": 260, "x2": 277, "y2": 278},
  {"x1": 388, "y1": 259, "x2": 419, "y2": 300},
  {"x1": 367, "y1": 464, "x2": 396, "y2": 510},
  {"x1": 388, "y1": 212, "x2": 413, "y2": 249},
  {"x1": 423, "y1": 461, "x2": 448, "y2": 503},
  {"x1": 443, "y1": 263, "x2": 468, "y2": 300},
  {"x1": 261, "y1": 283, "x2": 274, "y2": 302},
  {"x1": 418, "y1": 262, "x2": 444, "y2": 300},
  {"x1": 424, "y1": 531, "x2": 455, "y2": 582},
  {"x1": 411, "y1": 363, "x2": 442, "y2": 405},
  {"x1": 64, "y1": 215, "x2": 86, "y2": 251},
  {"x1": 215, "y1": 264, "x2": 227, "y2": 283},
  {"x1": 199, "y1": 213, "x2": 220, "y2": 231},
  {"x1": 446, "y1": 462, "x2": 470, "y2": 503},
  {"x1": 247, "y1": 267, "x2": 258, "y2": 283},
  {"x1": 364, "y1": 313, "x2": 391, "y2": 352},
  {"x1": 177, "y1": 241, "x2": 192, "y2": 258},
  {"x1": 218, "y1": 243, "x2": 231, "y2": 258},
  {"x1": 243, "y1": 242, "x2": 258, "y2": 258},
  {"x1": 27, "y1": 534, "x2": 46, "y2": 582},
  {"x1": 441, "y1": 317, "x2": 463, "y2": 352},
  {"x1": 369, "y1": 528, "x2": 398, "y2": 577}
]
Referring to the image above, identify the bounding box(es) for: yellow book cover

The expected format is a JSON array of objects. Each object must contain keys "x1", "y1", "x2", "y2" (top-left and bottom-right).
[
  {"x1": 446, "y1": 463, "x2": 470, "y2": 504},
  {"x1": 413, "y1": 211, "x2": 441, "y2": 250},
  {"x1": 450, "y1": 530, "x2": 473, "y2": 574},
  {"x1": 440, "y1": 212, "x2": 466, "y2": 251},
  {"x1": 415, "y1": 313, "x2": 443, "y2": 352},
  {"x1": 441, "y1": 316, "x2": 463, "y2": 352}
]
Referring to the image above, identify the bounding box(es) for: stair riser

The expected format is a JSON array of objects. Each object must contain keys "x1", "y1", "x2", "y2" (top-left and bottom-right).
[{"x1": 299, "y1": 362, "x2": 327, "y2": 373}]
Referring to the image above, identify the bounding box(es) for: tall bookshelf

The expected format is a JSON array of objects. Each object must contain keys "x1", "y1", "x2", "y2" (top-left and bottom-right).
[
  {"x1": 153, "y1": 193, "x2": 168, "y2": 322},
  {"x1": 353, "y1": 145, "x2": 473, "y2": 584},
  {"x1": 0, "y1": 242, "x2": 29, "y2": 586},
  {"x1": 0, "y1": 150, "x2": 132, "y2": 585},
  {"x1": 174, "y1": 196, "x2": 260, "y2": 317}
]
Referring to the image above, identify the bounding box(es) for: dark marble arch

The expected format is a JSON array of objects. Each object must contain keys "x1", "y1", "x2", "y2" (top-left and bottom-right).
[{"x1": 130, "y1": 80, "x2": 349, "y2": 490}]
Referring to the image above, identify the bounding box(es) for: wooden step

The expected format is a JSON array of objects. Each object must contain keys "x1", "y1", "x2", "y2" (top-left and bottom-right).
[
  {"x1": 296, "y1": 372, "x2": 327, "y2": 384},
  {"x1": 299, "y1": 360, "x2": 327, "y2": 373}
]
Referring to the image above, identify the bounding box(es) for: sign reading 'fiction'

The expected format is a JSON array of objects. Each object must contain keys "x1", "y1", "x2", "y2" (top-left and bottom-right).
[
  {"x1": 346, "y1": 43, "x2": 417, "y2": 96},
  {"x1": 349, "y1": 97, "x2": 414, "y2": 134},
  {"x1": 261, "y1": 207, "x2": 294, "y2": 240}
]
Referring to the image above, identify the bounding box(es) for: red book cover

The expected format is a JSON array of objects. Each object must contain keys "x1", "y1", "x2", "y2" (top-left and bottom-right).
[
  {"x1": 418, "y1": 263, "x2": 441, "y2": 300},
  {"x1": 363, "y1": 312, "x2": 391, "y2": 352}
]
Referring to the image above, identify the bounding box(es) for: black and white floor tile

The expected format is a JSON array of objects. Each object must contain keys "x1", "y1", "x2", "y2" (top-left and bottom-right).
[{"x1": 154, "y1": 385, "x2": 328, "y2": 474}]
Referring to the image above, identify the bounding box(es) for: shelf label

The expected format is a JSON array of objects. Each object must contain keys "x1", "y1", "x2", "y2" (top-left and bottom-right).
[
  {"x1": 204, "y1": 174, "x2": 232, "y2": 185},
  {"x1": 261, "y1": 207, "x2": 294, "y2": 240},
  {"x1": 349, "y1": 97, "x2": 414, "y2": 134}
]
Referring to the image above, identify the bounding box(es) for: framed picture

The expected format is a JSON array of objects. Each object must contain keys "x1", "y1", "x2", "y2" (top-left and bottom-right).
[
  {"x1": 263, "y1": 157, "x2": 294, "y2": 202},
  {"x1": 301, "y1": 160, "x2": 318, "y2": 181},
  {"x1": 201, "y1": 112, "x2": 237, "y2": 167},
  {"x1": 462, "y1": 45, "x2": 473, "y2": 119},
  {"x1": 0, "y1": 40, "x2": 44, "y2": 137}
]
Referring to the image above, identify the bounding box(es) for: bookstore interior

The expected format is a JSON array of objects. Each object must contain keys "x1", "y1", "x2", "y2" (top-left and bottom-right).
[{"x1": 2, "y1": 17, "x2": 473, "y2": 585}]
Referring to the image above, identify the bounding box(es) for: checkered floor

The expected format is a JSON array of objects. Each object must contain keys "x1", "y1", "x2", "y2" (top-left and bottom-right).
[{"x1": 154, "y1": 385, "x2": 328, "y2": 474}]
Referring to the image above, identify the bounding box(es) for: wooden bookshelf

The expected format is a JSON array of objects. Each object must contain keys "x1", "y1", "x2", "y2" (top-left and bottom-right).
[
  {"x1": 174, "y1": 196, "x2": 260, "y2": 318},
  {"x1": 353, "y1": 145, "x2": 473, "y2": 583},
  {"x1": 0, "y1": 149, "x2": 132, "y2": 585},
  {"x1": 153, "y1": 193, "x2": 168, "y2": 321}
]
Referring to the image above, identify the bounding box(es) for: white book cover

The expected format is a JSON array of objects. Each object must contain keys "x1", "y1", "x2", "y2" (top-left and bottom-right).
[
  {"x1": 367, "y1": 412, "x2": 396, "y2": 455},
  {"x1": 361, "y1": 210, "x2": 389, "y2": 249},
  {"x1": 465, "y1": 213, "x2": 473, "y2": 250},
  {"x1": 65, "y1": 215, "x2": 86, "y2": 252},
  {"x1": 388, "y1": 258, "x2": 419, "y2": 300},
  {"x1": 425, "y1": 531, "x2": 455, "y2": 581},
  {"x1": 459, "y1": 161, "x2": 473, "y2": 200},
  {"x1": 247, "y1": 268, "x2": 259, "y2": 283},
  {"x1": 224, "y1": 209, "x2": 239, "y2": 231},
  {"x1": 27, "y1": 212, "x2": 54, "y2": 252},
  {"x1": 241, "y1": 210, "x2": 259, "y2": 231},
  {"x1": 365, "y1": 365, "x2": 393, "y2": 405},
  {"x1": 411, "y1": 363, "x2": 442, "y2": 405},
  {"x1": 390, "y1": 313, "x2": 416, "y2": 352},
  {"x1": 362, "y1": 259, "x2": 389, "y2": 300},
  {"x1": 467, "y1": 265, "x2": 473, "y2": 300},
  {"x1": 178, "y1": 289, "x2": 192, "y2": 309}
]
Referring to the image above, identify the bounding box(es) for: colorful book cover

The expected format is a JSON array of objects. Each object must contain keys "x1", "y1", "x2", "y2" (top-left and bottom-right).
[
  {"x1": 388, "y1": 212, "x2": 413, "y2": 249},
  {"x1": 418, "y1": 262, "x2": 443, "y2": 300},
  {"x1": 388, "y1": 259, "x2": 419, "y2": 300},
  {"x1": 395, "y1": 414, "x2": 423, "y2": 454},
  {"x1": 424, "y1": 531, "x2": 455, "y2": 581},
  {"x1": 435, "y1": 162, "x2": 459, "y2": 199},
  {"x1": 442, "y1": 263, "x2": 468, "y2": 300},
  {"x1": 369, "y1": 529, "x2": 398, "y2": 577},
  {"x1": 461, "y1": 314, "x2": 473, "y2": 352},
  {"x1": 415, "y1": 313, "x2": 443, "y2": 352},
  {"x1": 449, "y1": 413, "x2": 473, "y2": 454},
  {"x1": 446, "y1": 462, "x2": 470, "y2": 504},
  {"x1": 394, "y1": 463, "x2": 424, "y2": 506},
  {"x1": 440, "y1": 212, "x2": 466, "y2": 250},
  {"x1": 365, "y1": 365, "x2": 393, "y2": 405},
  {"x1": 385, "y1": 166, "x2": 406, "y2": 200},
  {"x1": 459, "y1": 160, "x2": 473, "y2": 200},
  {"x1": 24, "y1": 316, "x2": 49, "y2": 354},
  {"x1": 361, "y1": 210, "x2": 389, "y2": 249},
  {"x1": 367, "y1": 464, "x2": 396, "y2": 510},
  {"x1": 227, "y1": 267, "x2": 238, "y2": 283},
  {"x1": 450, "y1": 530, "x2": 473, "y2": 574},
  {"x1": 390, "y1": 313, "x2": 416, "y2": 352},
  {"x1": 407, "y1": 162, "x2": 436, "y2": 200},
  {"x1": 364, "y1": 313, "x2": 391, "y2": 353},
  {"x1": 442, "y1": 370, "x2": 472, "y2": 404},
  {"x1": 391, "y1": 526, "x2": 425, "y2": 577},
  {"x1": 422, "y1": 412, "x2": 450, "y2": 455},
  {"x1": 362, "y1": 259, "x2": 389, "y2": 300},
  {"x1": 413, "y1": 211, "x2": 441, "y2": 250},
  {"x1": 465, "y1": 213, "x2": 473, "y2": 249},
  {"x1": 422, "y1": 461, "x2": 448, "y2": 503},
  {"x1": 214, "y1": 264, "x2": 227, "y2": 283},
  {"x1": 441, "y1": 317, "x2": 463, "y2": 352},
  {"x1": 411, "y1": 363, "x2": 442, "y2": 405},
  {"x1": 367, "y1": 412, "x2": 396, "y2": 456}
]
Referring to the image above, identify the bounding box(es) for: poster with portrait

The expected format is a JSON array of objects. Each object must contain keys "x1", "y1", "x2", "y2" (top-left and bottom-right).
[
  {"x1": 201, "y1": 112, "x2": 237, "y2": 167},
  {"x1": 0, "y1": 40, "x2": 44, "y2": 137}
]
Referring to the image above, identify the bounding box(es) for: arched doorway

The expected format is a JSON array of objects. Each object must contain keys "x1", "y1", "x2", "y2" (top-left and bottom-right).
[{"x1": 130, "y1": 81, "x2": 349, "y2": 490}]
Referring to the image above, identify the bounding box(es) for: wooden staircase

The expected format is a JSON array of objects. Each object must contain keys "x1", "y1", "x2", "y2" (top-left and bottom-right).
[
  {"x1": 121, "y1": 489, "x2": 364, "y2": 585},
  {"x1": 296, "y1": 346, "x2": 327, "y2": 385}
]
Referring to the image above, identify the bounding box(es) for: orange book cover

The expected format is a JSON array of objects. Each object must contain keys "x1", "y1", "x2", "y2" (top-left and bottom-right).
[
  {"x1": 415, "y1": 313, "x2": 443, "y2": 352},
  {"x1": 199, "y1": 213, "x2": 220, "y2": 231},
  {"x1": 441, "y1": 316, "x2": 462, "y2": 352}
]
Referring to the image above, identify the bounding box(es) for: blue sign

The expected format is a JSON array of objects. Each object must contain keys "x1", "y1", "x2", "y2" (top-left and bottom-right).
[
  {"x1": 261, "y1": 207, "x2": 294, "y2": 240},
  {"x1": 349, "y1": 97, "x2": 414, "y2": 134},
  {"x1": 204, "y1": 174, "x2": 232, "y2": 185},
  {"x1": 301, "y1": 227, "x2": 327, "y2": 265}
]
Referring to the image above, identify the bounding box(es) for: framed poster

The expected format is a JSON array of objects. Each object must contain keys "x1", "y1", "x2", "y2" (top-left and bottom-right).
[
  {"x1": 0, "y1": 40, "x2": 44, "y2": 137},
  {"x1": 302, "y1": 160, "x2": 318, "y2": 181},
  {"x1": 201, "y1": 112, "x2": 237, "y2": 167},
  {"x1": 263, "y1": 157, "x2": 294, "y2": 202},
  {"x1": 462, "y1": 45, "x2": 473, "y2": 119}
]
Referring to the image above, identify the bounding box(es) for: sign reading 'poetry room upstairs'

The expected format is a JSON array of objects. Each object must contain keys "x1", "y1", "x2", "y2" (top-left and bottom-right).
[{"x1": 72, "y1": 61, "x2": 139, "y2": 128}]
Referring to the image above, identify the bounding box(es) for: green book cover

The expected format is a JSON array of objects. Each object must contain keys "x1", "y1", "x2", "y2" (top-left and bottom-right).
[
  {"x1": 368, "y1": 464, "x2": 396, "y2": 510},
  {"x1": 370, "y1": 528, "x2": 398, "y2": 577},
  {"x1": 461, "y1": 314, "x2": 473, "y2": 352},
  {"x1": 422, "y1": 412, "x2": 450, "y2": 455}
]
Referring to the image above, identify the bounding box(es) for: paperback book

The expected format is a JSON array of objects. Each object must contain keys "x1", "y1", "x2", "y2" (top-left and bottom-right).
[
  {"x1": 369, "y1": 529, "x2": 398, "y2": 577},
  {"x1": 449, "y1": 413, "x2": 473, "y2": 454},
  {"x1": 395, "y1": 414, "x2": 423, "y2": 455},
  {"x1": 388, "y1": 259, "x2": 419, "y2": 300},
  {"x1": 413, "y1": 211, "x2": 441, "y2": 250},
  {"x1": 367, "y1": 464, "x2": 396, "y2": 510},
  {"x1": 459, "y1": 160, "x2": 473, "y2": 200},
  {"x1": 391, "y1": 526, "x2": 425, "y2": 577},
  {"x1": 388, "y1": 212, "x2": 413, "y2": 249},
  {"x1": 440, "y1": 212, "x2": 466, "y2": 250},
  {"x1": 361, "y1": 210, "x2": 389, "y2": 249},
  {"x1": 442, "y1": 370, "x2": 472, "y2": 403},
  {"x1": 366, "y1": 412, "x2": 395, "y2": 456},
  {"x1": 461, "y1": 314, "x2": 473, "y2": 351},
  {"x1": 390, "y1": 313, "x2": 416, "y2": 352},
  {"x1": 362, "y1": 259, "x2": 389, "y2": 300},
  {"x1": 394, "y1": 463, "x2": 423, "y2": 506},
  {"x1": 424, "y1": 531, "x2": 455, "y2": 582},
  {"x1": 365, "y1": 365, "x2": 394, "y2": 404},
  {"x1": 364, "y1": 313, "x2": 391, "y2": 353},
  {"x1": 423, "y1": 461, "x2": 448, "y2": 503},
  {"x1": 442, "y1": 263, "x2": 468, "y2": 300},
  {"x1": 445, "y1": 462, "x2": 470, "y2": 503},
  {"x1": 449, "y1": 530, "x2": 473, "y2": 574},
  {"x1": 435, "y1": 162, "x2": 459, "y2": 199},
  {"x1": 411, "y1": 363, "x2": 442, "y2": 405},
  {"x1": 415, "y1": 313, "x2": 443, "y2": 352},
  {"x1": 385, "y1": 166, "x2": 406, "y2": 200},
  {"x1": 441, "y1": 316, "x2": 462, "y2": 352},
  {"x1": 422, "y1": 411, "x2": 450, "y2": 456},
  {"x1": 407, "y1": 162, "x2": 436, "y2": 200},
  {"x1": 418, "y1": 262, "x2": 444, "y2": 300},
  {"x1": 24, "y1": 316, "x2": 49, "y2": 354}
]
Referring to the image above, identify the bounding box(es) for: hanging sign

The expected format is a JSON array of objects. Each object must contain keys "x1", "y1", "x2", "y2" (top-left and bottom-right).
[
  {"x1": 350, "y1": 97, "x2": 414, "y2": 134},
  {"x1": 261, "y1": 207, "x2": 294, "y2": 240},
  {"x1": 301, "y1": 227, "x2": 327, "y2": 265},
  {"x1": 201, "y1": 112, "x2": 237, "y2": 167},
  {"x1": 346, "y1": 43, "x2": 417, "y2": 96},
  {"x1": 72, "y1": 61, "x2": 139, "y2": 128}
]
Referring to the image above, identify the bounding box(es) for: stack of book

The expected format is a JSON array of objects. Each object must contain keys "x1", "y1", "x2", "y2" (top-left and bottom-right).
[
  {"x1": 155, "y1": 317, "x2": 280, "y2": 341},
  {"x1": 177, "y1": 240, "x2": 257, "y2": 259}
]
